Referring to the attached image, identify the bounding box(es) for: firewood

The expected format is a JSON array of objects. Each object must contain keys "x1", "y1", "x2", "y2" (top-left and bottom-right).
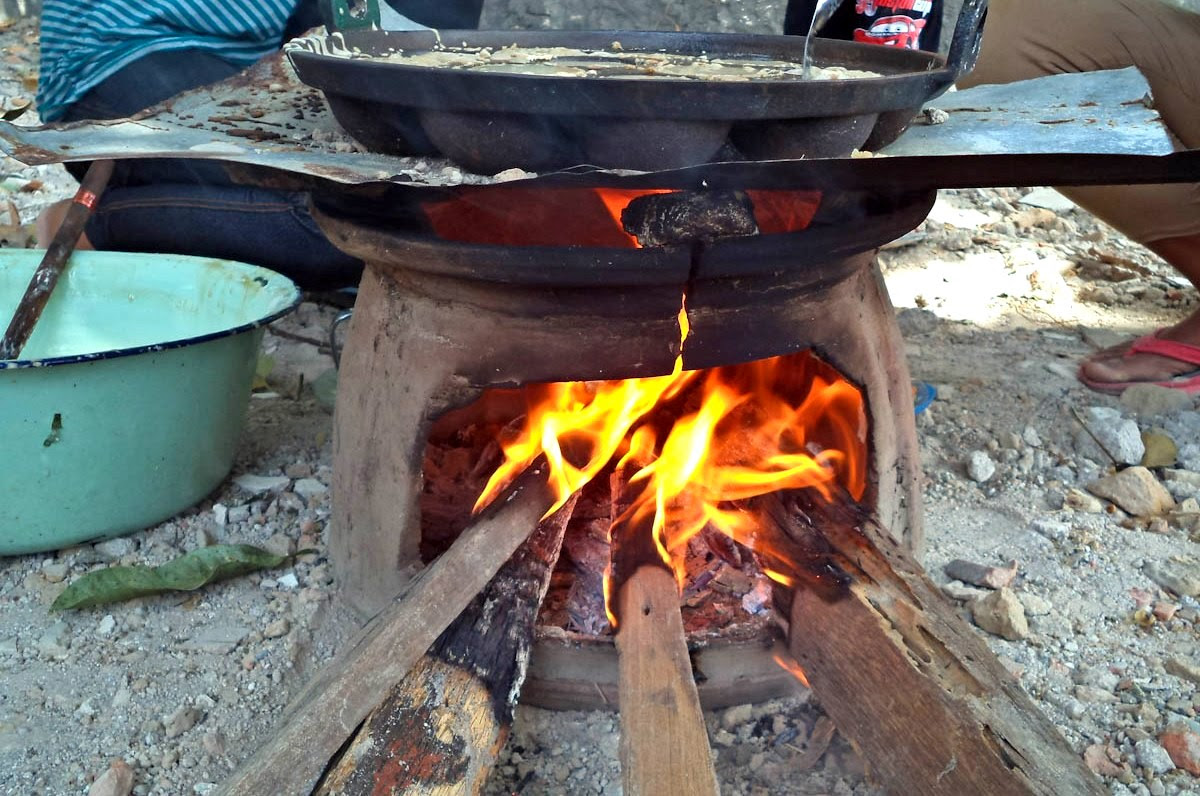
[
  {"x1": 609, "y1": 457, "x2": 720, "y2": 796},
  {"x1": 315, "y1": 493, "x2": 577, "y2": 795},
  {"x1": 615, "y1": 565, "x2": 721, "y2": 796},
  {"x1": 215, "y1": 471, "x2": 555, "y2": 796},
  {"x1": 766, "y1": 488, "x2": 1105, "y2": 796}
]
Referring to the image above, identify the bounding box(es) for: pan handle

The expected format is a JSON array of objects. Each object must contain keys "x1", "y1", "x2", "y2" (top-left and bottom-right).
[{"x1": 945, "y1": 0, "x2": 988, "y2": 83}]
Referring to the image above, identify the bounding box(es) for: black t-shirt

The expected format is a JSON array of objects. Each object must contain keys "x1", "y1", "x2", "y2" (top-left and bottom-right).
[{"x1": 783, "y1": 0, "x2": 942, "y2": 53}]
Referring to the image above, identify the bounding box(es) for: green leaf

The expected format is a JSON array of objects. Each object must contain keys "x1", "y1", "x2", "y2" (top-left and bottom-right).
[
  {"x1": 252, "y1": 354, "x2": 275, "y2": 391},
  {"x1": 49, "y1": 566, "x2": 170, "y2": 611},
  {"x1": 50, "y1": 544, "x2": 307, "y2": 612}
]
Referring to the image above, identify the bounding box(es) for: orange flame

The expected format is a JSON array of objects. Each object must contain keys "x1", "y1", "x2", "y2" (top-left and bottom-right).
[
  {"x1": 474, "y1": 303, "x2": 865, "y2": 626},
  {"x1": 764, "y1": 568, "x2": 798, "y2": 587},
  {"x1": 595, "y1": 188, "x2": 674, "y2": 247},
  {"x1": 772, "y1": 651, "x2": 812, "y2": 688}
]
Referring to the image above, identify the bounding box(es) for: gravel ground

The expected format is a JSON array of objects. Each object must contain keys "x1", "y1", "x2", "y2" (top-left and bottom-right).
[{"x1": 3, "y1": 11, "x2": 1200, "y2": 796}]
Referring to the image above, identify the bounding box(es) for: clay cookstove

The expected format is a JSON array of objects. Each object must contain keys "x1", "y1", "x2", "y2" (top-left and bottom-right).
[
  {"x1": 315, "y1": 180, "x2": 932, "y2": 707},
  {"x1": 293, "y1": 166, "x2": 1103, "y2": 796}
]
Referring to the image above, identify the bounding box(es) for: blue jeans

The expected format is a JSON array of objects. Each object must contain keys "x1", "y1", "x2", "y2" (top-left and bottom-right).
[{"x1": 62, "y1": 49, "x2": 363, "y2": 291}]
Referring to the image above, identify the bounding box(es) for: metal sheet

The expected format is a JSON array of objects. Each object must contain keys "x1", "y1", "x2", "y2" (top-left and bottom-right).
[
  {"x1": 0, "y1": 54, "x2": 487, "y2": 187},
  {"x1": 0, "y1": 51, "x2": 1195, "y2": 191},
  {"x1": 883, "y1": 67, "x2": 1172, "y2": 157}
]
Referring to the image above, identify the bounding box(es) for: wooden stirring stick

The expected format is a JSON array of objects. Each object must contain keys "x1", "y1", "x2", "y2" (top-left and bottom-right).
[{"x1": 0, "y1": 158, "x2": 115, "y2": 360}]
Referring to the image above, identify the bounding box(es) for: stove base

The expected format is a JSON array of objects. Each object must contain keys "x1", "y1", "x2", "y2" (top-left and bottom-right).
[{"x1": 522, "y1": 631, "x2": 801, "y2": 711}]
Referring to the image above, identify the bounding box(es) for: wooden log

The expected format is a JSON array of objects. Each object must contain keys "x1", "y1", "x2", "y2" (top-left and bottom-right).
[
  {"x1": 609, "y1": 459, "x2": 719, "y2": 796},
  {"x1": 216, "y1": 471, "x2": 554, "y2": 796},
  {"x1": 616, "y1": 566, "x2": 721, "y2": 796},
  {"x1": 767, "y1": 489, "x2": 1105, "y2": 796},
  {"x1": 315, "y1": 494, "x2": 577, "y2": 795}
]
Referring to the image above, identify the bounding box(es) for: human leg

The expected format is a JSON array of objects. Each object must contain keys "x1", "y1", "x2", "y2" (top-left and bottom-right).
[
  {"x1": 961, "y1": 0, "x2": 1200, "y2": 389},
  {"x1": 83, "y1": 183, "x2": 362, "y2": 291}
]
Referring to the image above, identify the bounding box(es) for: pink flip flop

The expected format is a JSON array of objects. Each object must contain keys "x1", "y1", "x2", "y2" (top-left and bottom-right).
[{"x1": 1078, "y1": 329, "x2": 1200, "y2": 395}]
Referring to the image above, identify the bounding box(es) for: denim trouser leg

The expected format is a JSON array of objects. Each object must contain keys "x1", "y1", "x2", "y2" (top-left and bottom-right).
[
  {"x1": 59, "y1": 49, "x2": 363, "y2": 290},
  {"x1": 85, "y1": 184, "x2": 363, "y2": 291}
]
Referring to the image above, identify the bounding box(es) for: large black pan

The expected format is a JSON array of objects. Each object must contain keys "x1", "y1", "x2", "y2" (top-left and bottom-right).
[{"x1": 287, "y1": 0, "x2": 985, "y2": 173}]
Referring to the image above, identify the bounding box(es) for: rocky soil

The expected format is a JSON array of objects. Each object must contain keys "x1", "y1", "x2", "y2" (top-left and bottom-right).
[{"x1": 2, "y1": 10, "x2": 1200, "y2": 796}]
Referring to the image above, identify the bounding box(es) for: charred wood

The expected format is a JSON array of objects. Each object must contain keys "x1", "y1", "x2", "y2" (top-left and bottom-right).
[
  {"x1": 215, "y1": 471, "x2": 555, "y2": 796},
  {"x1": 315, "y1": 494, "x2": 577, "y2": 795},
  {"x1": 621, "y1": 190, "x2": 757, "y2": 247}
]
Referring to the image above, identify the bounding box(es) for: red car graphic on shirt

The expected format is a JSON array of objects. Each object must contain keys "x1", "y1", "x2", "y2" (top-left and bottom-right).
[
  {"x1": 853, "y1": 14, "x2": 926, "y2": 49},
  {"x1": 856, "y1": 0, "x2": 934, "y2": 14}
]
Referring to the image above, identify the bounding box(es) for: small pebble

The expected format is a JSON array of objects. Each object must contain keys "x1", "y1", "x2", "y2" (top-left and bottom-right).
[{"x1": 967, "y1": 451, "x2": 996, "y2": 483}]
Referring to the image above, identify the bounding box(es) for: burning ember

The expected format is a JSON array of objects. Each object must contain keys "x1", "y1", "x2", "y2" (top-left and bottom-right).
[
  {"x1": 420, "y1": 187, "x2": 822, "y2": 247},
  {"x1": 474, "y1": 304, "x2": 866, "y2": 625}
]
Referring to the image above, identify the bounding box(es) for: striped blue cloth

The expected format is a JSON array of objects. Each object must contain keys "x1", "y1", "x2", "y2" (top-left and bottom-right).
[{"x1": 37, "y1": 0, "x2": 298, "y2": 121}]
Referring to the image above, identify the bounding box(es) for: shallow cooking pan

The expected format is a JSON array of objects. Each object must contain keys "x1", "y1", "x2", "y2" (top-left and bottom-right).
[{"x1": 286, "y1": 0, "x2": 986, "y2": 173}]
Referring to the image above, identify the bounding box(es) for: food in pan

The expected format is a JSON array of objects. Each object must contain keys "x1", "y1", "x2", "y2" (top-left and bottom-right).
[{"x1": 346, "y1": 41, "x2": 882, "y2": 82}]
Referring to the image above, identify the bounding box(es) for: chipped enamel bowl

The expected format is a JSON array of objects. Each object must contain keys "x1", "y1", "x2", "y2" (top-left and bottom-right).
[{"x1": 0, "y1": 250, "x2": 299, "y2": 555}]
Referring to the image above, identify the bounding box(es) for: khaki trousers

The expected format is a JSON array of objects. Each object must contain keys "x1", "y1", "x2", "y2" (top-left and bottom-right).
[{"x1": 959, "y1": 0, "x2": 1200, "y2": 243}]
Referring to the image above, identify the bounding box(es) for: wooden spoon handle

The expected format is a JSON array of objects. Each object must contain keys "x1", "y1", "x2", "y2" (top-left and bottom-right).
[{"x1": 0, "y1": 158, "x2": 114, "y2": 360}]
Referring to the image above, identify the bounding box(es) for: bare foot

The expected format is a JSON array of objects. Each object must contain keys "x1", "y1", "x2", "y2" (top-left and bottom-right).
[
  {"x1": 1079, "y1": 317, "x2": 1200, "y2": 388},
  {"x1": 34, "y1": 198, "x2": 94, "y2": 250}
]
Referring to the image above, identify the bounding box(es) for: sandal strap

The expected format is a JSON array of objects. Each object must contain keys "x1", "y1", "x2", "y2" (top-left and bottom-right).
[{"x1": 1128, "y1": 331, "x2": 1200, "y2": 367}]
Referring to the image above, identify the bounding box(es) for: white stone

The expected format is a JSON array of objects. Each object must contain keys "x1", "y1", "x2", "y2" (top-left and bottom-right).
[
  {"x1": 1030, "y1": 519, "x2": 1069, "y2": 542},
  {"x1": 942, "y1": 581, "x2": 989, "y2": 602},
  {"x1": 1019, "y1": 187, "x2": 1077, "y2": 212},
  {"x1": 233, "y1": 474, "x2": 291, "y2": 494},
  {"x1": 41, "y1": 561, "x2": 69, "y2": 583},
  {"x1": 1084, "y1": 407, "x2": 1145, "y2": 465},
  {"x1": 96, "y1": 615, "x2": 116, "y2": 637},
  {"x1": 111, "y1": 687, "x2": 131, "y2": 708},
  {"x1": 36, "y1": 621, "x2": 71, "y2": 659},
  {"x1": 227, "y1": 505, "x2": 251, "y2": 524},
  {"x1": 180, "y1": 624, "x2": 250, "y2": 655},
  {"x1": 967, "y1": 451, "x2": 996, "y2": 483},
  {"x1": 971, "y1": 588, "x2": 1029, "y2": 640},
  {"x1": 1134, "y1": 739, "x2": 1176, "y2": 775},
  {"x1": 292, "y1": 478, "x2": 328, "y2": 499},
  {"x1": 94, "y1": 538, "x2": 135, "y2": 560}
]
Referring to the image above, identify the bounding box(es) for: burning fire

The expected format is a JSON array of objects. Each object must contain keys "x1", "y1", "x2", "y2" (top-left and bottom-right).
[
  {"x1": 473, "y1": 297, "x2": 866, "y2": 625},
  {"x1": 772, "y1": 651, "x2": 812, "y2": 688},
  {"x1": 421, "y1": 187, "x2": 821, "y2": 247}
]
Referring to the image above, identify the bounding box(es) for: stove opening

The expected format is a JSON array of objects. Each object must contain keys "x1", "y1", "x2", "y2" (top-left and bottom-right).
[
  {"x1": 418, "y1": 349, "x2": 866, "y2": 641},
  {"x1": 419, "y1": 186, "x2": 825, "y2": 247}
]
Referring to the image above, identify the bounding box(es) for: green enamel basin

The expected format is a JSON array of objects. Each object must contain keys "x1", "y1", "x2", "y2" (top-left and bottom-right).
[{"x1": 0, "y1": 250, "x2": 300, "y2": 556}]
